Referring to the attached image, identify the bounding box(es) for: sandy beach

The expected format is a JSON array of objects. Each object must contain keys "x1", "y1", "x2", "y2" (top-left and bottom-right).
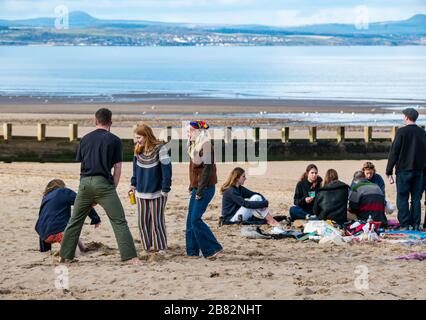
[{"x1": 1, "y1": 160, "x2": 425, "y2": 300}]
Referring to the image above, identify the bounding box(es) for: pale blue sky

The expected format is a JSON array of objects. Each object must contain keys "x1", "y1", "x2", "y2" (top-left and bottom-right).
[{"x1": 1, "y1": 0, "x2": 425, "y2": 26}]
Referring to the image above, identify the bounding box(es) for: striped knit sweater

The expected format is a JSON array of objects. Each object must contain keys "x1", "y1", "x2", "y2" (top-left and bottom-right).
[
  {"x1": 131, "y1": 143, "x2": 172, "y2": 199},
  {"x1": 348, "y1": 179, "x2": 386, "y2": 224}
]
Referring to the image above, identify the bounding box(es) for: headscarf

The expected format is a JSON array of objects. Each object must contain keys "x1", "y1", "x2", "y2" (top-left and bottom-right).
[{"x1": 187, "y1": 121, "x2": 211, "y2": 165}]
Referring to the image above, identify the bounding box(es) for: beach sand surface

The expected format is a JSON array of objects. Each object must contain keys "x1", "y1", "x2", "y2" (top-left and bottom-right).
[{"x1": 0, "y1": 160, "x2": 425, "y2": 300}]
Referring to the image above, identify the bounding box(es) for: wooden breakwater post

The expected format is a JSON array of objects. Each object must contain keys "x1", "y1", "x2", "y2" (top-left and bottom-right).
[
  {"x1": 37, "y1": 123, "x2": 46, "y2": 141},
  {"x1": 309, "y1": 127, "x2": 317, "y2": 143},
  {"x1": 391, "y1": 126, "x2": 398, "y2": 142},
  {"x1": 69, "y1": 123, "x2": 78, "y2": 142},
  {"x1": 337, "y1": 126, "x2": 345, "y2": 143},
  {"x1": 224, "y1": 126, "x2": 232, "y2": 144},
  {"x1": 165, "y1": 126, "x2": 172, "y2": 142},
  {"x1": 281, "y1": 127, "x2": 289, "y2": 143},
  {"x1": 3, "y1": 123, "x2": 12, "y2": 140},
  {"x1": 364, "y1": 126, "x2": 372, "y2": 143},
  {"x1": 252, "y1": 127, "x2": 260, "y2": 142}
]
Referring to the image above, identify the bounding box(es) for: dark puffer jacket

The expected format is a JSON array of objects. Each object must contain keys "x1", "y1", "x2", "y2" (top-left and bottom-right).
[{"x1": 313, "y1": 180, "x2": 349, "y2": 224}]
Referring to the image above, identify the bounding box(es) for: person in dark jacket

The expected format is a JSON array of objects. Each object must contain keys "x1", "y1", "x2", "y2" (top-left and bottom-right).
[
  {"x1": 220, "y1": 167, "x2": 282, "y2": 229},
  {"x1": 35, "y1": 179, "x2": 100, "y2": 254},
  {"x1": 386, "y1": 108, "x2": 426, "y2": 230},
  {"x1": 313, "y1": 169, "x2": 349, "y2": 225},
  {"x1": 130, "y1": 124, "x2": 172, "y2": 255},
  {"x1": 289, "y1": 164, "x2": 323, "y2": 221},
  {"x1": 186, "y1": 120, "x2": 223, "y2": 260},
  {"x1": 349, "y1": 171, "x2": 387, "y2": 225}
]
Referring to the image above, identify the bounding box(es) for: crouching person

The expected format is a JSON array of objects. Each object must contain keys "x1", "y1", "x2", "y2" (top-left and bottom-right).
[{"x1": 35, "y1": 179, "x2": 101, "y2": 255}]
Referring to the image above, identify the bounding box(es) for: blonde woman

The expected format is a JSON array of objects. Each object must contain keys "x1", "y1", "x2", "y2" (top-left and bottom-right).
[
  {"x1": 220, "y1": 167, "x2": 282, "y2": 230},
  {"x1": 129, "y1": 124, "x2": 172, "y2": 255},
  {"x1": 186, "y1": 120, "x2": 223, "y2": 260}
]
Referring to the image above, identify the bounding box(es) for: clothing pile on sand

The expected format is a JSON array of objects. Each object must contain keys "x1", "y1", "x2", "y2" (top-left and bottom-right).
[{"x1": 240, "y1": 217, "x2": 426, "y2": 261}]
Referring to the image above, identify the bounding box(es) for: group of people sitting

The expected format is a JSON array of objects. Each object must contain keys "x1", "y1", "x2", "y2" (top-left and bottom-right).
[{"x1": 220, "y1": 162, "x2": 394, "y2": 228}]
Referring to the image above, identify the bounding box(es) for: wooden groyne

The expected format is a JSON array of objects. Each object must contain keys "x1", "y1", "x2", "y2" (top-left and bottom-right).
[{"x1": 1, "y1": 123, "x2": 425, "y2": 162}]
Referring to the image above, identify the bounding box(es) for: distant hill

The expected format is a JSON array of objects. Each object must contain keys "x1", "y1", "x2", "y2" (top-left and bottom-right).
[{"x1": 0, "y1": 11, "x2": 425, "y2": 46}]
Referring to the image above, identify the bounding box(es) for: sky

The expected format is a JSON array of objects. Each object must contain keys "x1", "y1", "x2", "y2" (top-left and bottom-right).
[{"x1": 0, "y1": 0, "x2": 425, "y2": 26}]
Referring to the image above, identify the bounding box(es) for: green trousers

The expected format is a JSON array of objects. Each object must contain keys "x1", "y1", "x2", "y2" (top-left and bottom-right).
[{"x1": 60, "y1": 176, "x2": 137, "y2": 261}]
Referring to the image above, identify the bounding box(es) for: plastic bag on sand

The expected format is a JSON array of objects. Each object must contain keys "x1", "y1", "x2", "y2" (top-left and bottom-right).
[
  {"x1": 304, "y1": 221, "x2": 342, "y2": 237},
  {"x1": 319, "y1": 233, "x2": 346, "y2": 245}
]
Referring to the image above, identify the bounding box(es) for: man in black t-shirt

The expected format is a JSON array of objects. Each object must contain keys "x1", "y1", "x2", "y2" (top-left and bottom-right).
[{"x1": 60, "y1": 108, "x2": 140, "y2": 265}]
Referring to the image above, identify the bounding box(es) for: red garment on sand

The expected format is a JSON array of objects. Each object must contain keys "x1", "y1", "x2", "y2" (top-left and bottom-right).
[{"x1": 44, "y1": 232, "x2": 63, "y2": 244}]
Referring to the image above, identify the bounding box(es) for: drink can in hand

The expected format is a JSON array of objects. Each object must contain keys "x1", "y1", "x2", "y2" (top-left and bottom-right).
[{"x1": 129, "y1": 191, "x2": 136, "y2": 205}]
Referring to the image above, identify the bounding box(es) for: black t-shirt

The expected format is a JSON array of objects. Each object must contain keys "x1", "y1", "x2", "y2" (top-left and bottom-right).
[{"x1": 76, "y1": 129, "x2": 123, "y2": 184}]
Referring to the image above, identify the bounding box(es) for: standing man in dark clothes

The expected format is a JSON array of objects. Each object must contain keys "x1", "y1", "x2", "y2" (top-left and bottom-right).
[
  {"x1": 60, "y1": 108, "x2": 140, "y2": 265},
  {"x1": 386, "y1": 108, "x2": 426, "y2": 231}
]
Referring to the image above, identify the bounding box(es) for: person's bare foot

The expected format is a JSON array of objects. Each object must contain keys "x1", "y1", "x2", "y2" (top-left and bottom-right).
[
  {"x1": 128, "y1": 257, "x2": 142, "y2": 265},
  {"x1": 207, "y1": 249, "x2": 223, "y2": 261}
]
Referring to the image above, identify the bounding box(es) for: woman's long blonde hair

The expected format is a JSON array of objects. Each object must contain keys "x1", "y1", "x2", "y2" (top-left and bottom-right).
[
  {"x1": 220, "y1": 167, "x2": 245, "y2": 195},
  {"x1": 43, "y1": 179, "x2": 65, "y2": 197},
  {"x1": 134, "y1": 124, "x2": 164, "y2": 154}
]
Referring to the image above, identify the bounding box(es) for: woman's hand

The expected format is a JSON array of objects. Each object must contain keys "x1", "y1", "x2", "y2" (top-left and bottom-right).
[
  {"x1": 305, "y1": 197, "x2": 314, "y2": 203},
  {"x1": 129, "y1": 186, "x2": 136, "y2": 194}
]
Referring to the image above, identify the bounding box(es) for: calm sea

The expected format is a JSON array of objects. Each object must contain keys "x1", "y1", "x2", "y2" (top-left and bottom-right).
[{"x1": 0, "y1": 46, "x2": 425, "y2": 102}]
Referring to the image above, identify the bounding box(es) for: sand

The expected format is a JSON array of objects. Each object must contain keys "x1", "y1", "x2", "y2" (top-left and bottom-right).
[{"x1": 1, "y1": 160, "x2": 425, "y2": 300}]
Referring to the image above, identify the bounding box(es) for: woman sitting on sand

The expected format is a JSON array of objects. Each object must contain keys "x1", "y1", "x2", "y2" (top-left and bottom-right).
[
  {"x1": 220, "y1": 167, "x2": 283, "y2": 231},
  {"x1": 312, "y1": 169, "x2": 349, "y2": 225},
  {"x1": 35, "y1": 179, "x2": 101, "y2": 254},
  {"x1": 289, "y1": 164, "x2": 322, "y2": 221},
  {"x1": 129, "y1": 124, "x2": 172, "y2": 256}
]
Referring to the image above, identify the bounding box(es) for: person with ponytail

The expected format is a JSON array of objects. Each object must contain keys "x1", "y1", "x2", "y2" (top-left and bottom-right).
[
  {"x1": 289, "y1": 164, "x2": 323, "y2": 221},
  {"x1": 35, "y1": 179, "x2": 100, "y2": 253},
  {"x1": 186, "y1": 120, "x2": 223, "y2": 260},
  {"x1": 129, "y1": 124, "x2": 172, "y2": 255},
  {"x1": 220, "y1": 167, "x2": 282, "y2": 231}
]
